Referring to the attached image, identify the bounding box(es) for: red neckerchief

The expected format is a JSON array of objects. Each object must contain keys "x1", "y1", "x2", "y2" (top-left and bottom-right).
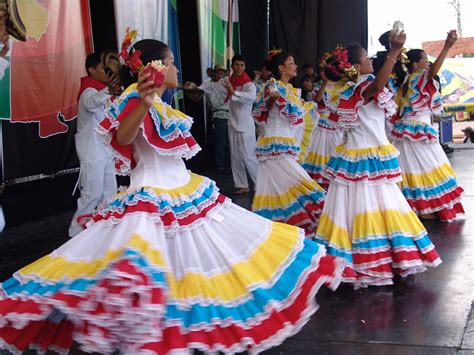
[
  {"x1": 226, "y1": 72, "x2": 252, "y2": 102},
  {"x1": 229, "y1": 72, "x2": 252, "y2": 89},
  {"x1": 77, "y1": 76, "x2": 107, "y2": 101}
]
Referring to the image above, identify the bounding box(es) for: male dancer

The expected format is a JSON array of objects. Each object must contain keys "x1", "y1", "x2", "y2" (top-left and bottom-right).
[
  {"x1": 223, "y1": 55, "x2": 258, "y2": 194},
  {"x1": 69, "y1": 53, "x2": 120, "y2": 236}
]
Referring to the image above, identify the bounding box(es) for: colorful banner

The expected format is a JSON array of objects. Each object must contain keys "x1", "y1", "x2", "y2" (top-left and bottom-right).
[
  {"x1": 0, "y1": 0, "x2": 93, "y2": 183},
  {"x1": 114, "y1": 0, "x2": 182, "y2": 106},
  {"x1": 197, "y1": 0, "x2": 240, "y2": 82},
  {"x1": 432, "y1": 56, "x2": 474, "y2": 112},
  {"x1": 0, "y1": 0, "x2": 93, "y2": 137}
]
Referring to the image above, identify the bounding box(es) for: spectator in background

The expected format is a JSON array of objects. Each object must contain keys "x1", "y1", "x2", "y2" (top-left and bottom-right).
[
  {"x1": 191, "y1": 64, "x2": 231, "y2": 174},
  {"x1": 301, "y1": 76, "x2": 315, "y2": 101},
  {"x1": 462, "y1": 126, "x2": 474, "y2": 143},
  {"x1": 254, "y1": 61, "x2": 272, "y2": 84},
  {"x1": 253, "y1": 61, "x2": 272, "y2": 97},
  {"x1": 299, "y1": 63, "x2": 317, "y2": 87}
]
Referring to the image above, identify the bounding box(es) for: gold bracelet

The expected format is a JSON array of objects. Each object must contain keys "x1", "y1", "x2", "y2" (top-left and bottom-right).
[{"x1": 386, "y1": 55, "x2": 396, "y2": 63}]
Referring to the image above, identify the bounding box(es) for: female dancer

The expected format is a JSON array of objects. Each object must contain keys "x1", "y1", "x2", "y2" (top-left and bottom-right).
[
  {"x1": 302, "y1": 57, "x2": 345, "y2": 189},
  {"x1": 391, "y1": 30, "x2": 464, "y2": 222},
  {"x1": 0, "y1": 38, "x2": 344, "y2": 354},
  {"x1": 315, "y1": 31, "x2": 441, "y2": 288},
  {"x1": 252, "y1": 51, "x2": 325, "y2": 238}
]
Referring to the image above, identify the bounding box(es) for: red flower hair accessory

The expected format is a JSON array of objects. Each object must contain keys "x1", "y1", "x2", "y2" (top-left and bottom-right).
[
  {"x1": 118, "y1": 28, "x2": 169, "y2": 88},
  {"x1": 325, "y1": 45, "x2": 359, "y2": 81},
  {"x1": 119, "y1": 28, "x2": 143, "y2": 73}
]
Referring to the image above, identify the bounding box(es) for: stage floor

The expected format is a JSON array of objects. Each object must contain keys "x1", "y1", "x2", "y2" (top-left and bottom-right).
[{"x1": 0, "y1": 147, "x2": 473, "y2": 355}]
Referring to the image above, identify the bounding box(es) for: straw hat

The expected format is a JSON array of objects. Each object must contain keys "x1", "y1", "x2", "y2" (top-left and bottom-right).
[
  {"x1": 101, "y1": 49, "x2": 121, "y2": 76},
  {"x1": 206, "y1": 64, "x2": 228, "y2": 78}
]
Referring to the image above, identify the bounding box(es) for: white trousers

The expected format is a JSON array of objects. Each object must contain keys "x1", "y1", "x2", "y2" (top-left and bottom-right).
[
  {"x1": 228, "y1": 125, "x2": 258, "y2": 189},
  {"x1": 69, "y1": 158, "x2": 117, "y2": 237}
]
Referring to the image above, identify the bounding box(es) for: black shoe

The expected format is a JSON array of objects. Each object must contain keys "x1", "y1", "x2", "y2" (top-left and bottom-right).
[
  {"x1": 441, "y1": 144, "x2": 454, "y2": 154},
  {"x1": 394, "y1": 273, "x2": 416, "y2": 287}
]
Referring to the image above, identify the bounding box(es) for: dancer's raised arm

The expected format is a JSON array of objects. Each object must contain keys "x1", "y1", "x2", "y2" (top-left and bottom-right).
[
  {"x1": 428, "y1": 30, "x2": 457, "y2": 80},
  {"x1": 363, "y1": 30, "x2": 406, "y2": 99}
]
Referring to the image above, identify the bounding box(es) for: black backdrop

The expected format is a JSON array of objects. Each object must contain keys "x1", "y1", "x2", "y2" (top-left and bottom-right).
[
  {"x1": 1, "y1": 120, "x2": 78, "y2": 182},
  {"x1": 89, "y1": 0, "x2": 117, "y2": 53},
  {"x1": 269, "y1": 0, "x2": 368, "y2": 77},
  {"x1": 176, "y1": 0, "x2": 210, "y2": 173},
  {"x1": 238, "y1": 0, "x2": 269, "y2": 77},
  {"x1": 318, "y1": 0, "x2": 368, "y2": 54},
  {"x1": 270, "y1": 0, "x2": 321, "y2": 75}
]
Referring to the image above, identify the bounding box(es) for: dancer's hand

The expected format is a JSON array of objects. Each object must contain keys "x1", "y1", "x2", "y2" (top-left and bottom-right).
[
  {"x1": 365, "y1": 30, "x2": 406, "y2": 100},
  {"x1": 224, "y1": 76, "x2": 235, "y2": 96},
  {"x1": 265, "y1": 83, "x2": 279, "y2": 110},
  {"x1": 389, "y1": 30, "x2": 406, "y2": 52},
  {"x1": 267, "y1": 87, "x2": 279, "y2": 100},
  {"x1": 444, "y1": 30, "x2": 458, "y2": 50},
  {"x1": 137, "y1": 69, "x2": 156, "y2": 108},
  {"x1": 223, "y1": 77, "x2": 231, "y2": 89},
  {"x1": 428, "y1": 29, "x2": 457, "y2": 81},
  {"x1": 223, "y1": 77, "x2": 234, "y2": 95}
]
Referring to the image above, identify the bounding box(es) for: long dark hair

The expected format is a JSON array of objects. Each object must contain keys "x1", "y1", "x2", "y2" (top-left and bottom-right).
[
  {"x1": 268, "y1": 52, "x2": 292, "y2": 80},
  {"x1": 379, "y1": 31, "x2": 391, "y2": 51},
  {"x1": 119, "y1": 39, "x2": 169, "y2": 88},
  {"x1": 393, "y1": 49, "x2": 425, "y2": 89},
  {"x1": 324, "y1": 44, "x2": 364, "y2": 82}
]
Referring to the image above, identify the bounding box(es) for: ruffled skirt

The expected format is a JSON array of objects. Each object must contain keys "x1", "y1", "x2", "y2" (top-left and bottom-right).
[
  {"x1": 252, "y1": 157, "x2": 325, "y2": 239},
  {"x1": 301, "y1": 123, "x2": 344, "y2": 188},
  {"x1": 322, "y1": 143, "x2": 402, "y2": 185},
  {"x1": 315, "y1": 182, "x2": 441, "y2": 288},
  {"x1": 0, "y1": 174, "x2": 344, "y2": 354},
  {"x1": 393, "y1": 138, "x2": 464, "y2": 222},
  {"x1": 255, "y1": 136, "x2": 300, "y2": 161},
  {"x1": 392, "y1": 119, "x2": 439, "y2": 143},
  {"x1": 316, "y1": 144, "x2": 441, "y2": 287}
]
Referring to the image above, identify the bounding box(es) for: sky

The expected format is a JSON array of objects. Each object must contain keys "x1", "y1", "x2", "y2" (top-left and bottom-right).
[{"x1": 368, "y1": 0, "x2": 474, "y2": 55}]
